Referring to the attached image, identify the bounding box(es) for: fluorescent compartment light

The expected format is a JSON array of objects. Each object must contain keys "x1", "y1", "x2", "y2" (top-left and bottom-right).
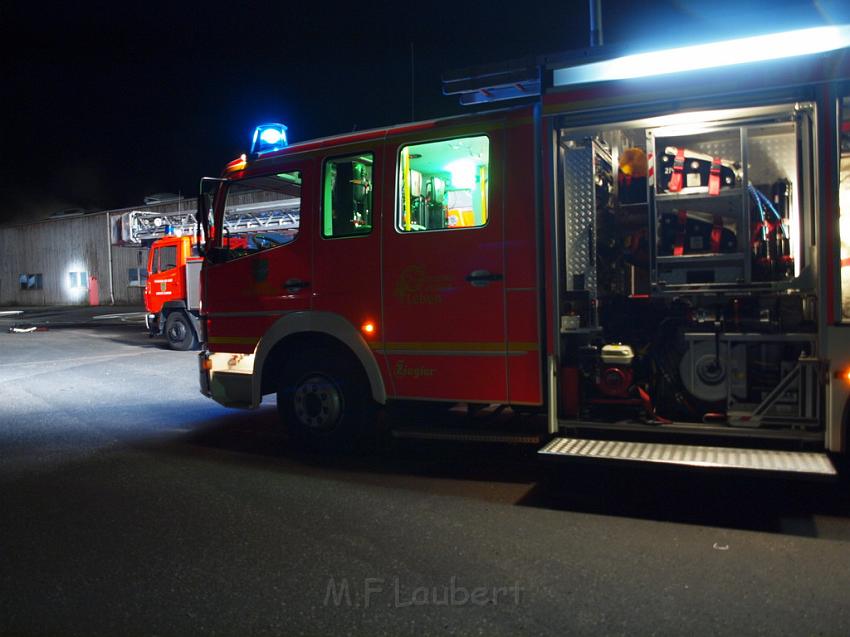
[{"x1": 553, "y1": 25, "x2": 850, "y2": 87}]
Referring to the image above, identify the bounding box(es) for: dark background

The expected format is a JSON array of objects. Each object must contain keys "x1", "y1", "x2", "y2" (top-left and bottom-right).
[{"x1": 2, "y1": 0, "x2": 848, "y2": 224}]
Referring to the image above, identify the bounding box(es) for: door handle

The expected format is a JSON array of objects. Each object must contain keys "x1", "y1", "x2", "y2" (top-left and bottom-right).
[
  {"x1": 465, "y1": 270, "x2": 503, "y2": 287},
  {"x1": 284, "y1": 278, "x2": 310, "y2": 292}
]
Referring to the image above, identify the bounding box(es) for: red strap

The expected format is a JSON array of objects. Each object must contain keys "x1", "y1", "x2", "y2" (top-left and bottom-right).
[
  {"x1": 673, "y1": 209, "x2": 687, "y2": 256},
  {"x1": 751, "y1": 222, "x2": 764, "y2": 247},
  {"x1": 708, "y1": 156, "x2": 722, "y2": 195},
  {"x1": 668, "y1": 148, "x2": 685, "y2": 192},
  {"x1": 710, "y1": 214, "x2": 723, "y2": 252},
  {"x1": 637, "y1": 387, "x2": 653, "y2": 414},
  {"x1": 637, "y1": 386, "x2": 672, "y2": 424}
]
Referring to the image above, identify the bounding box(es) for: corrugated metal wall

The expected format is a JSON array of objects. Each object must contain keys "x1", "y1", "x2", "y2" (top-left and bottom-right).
[
  {"x1": 111, "y1": 245, "x2": 148, "y2": 305},
  {"x1": 0, "y1": 214, "x2": 111, "y2": 306},
  {"x1": 0, "y1": 199, "x2": 196, "y2": 306}
]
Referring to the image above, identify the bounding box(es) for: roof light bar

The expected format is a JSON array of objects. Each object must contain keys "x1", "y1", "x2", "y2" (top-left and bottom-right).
[
  {"x1": 251, "y1": 123, "x2": 289, "y2": 155},
  {"x1": 553, "y1": 24, "x2": 850, "y2": 87}
]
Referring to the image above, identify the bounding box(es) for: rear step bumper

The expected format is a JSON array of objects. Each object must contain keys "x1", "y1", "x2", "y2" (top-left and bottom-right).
[{"x1": 539, "y1": 437, "x2": 836, "y2": 476}]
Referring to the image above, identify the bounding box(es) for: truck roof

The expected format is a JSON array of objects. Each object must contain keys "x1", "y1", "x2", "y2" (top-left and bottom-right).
[{"x1": 224, "y1": 105, "x2": 524, "y2": 175}]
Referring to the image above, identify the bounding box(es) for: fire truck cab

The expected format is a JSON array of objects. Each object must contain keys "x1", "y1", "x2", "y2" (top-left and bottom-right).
[
  {"x1": 198, "y1": 26, "x2": 850, "y2": 475},
  {"x1": 144, "y1": 234, "x2": 203, "y2": 350}
]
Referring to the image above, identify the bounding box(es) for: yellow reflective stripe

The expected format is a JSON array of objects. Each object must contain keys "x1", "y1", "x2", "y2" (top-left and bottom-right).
[
  {"x1": 209, "y1": 337, "x2": 537, "y2": 351},
  {"x1": 208, "y1": 336, "x2": 259, "y2": 345},
  {"x1": 508, "y1": 341, "x2": 539, "y2": 352},
  {"x1": 386, "y1": 341, "x2": 502, "y2": 352},
  {"x1": 369, "y1": 341, "x2": 538, "y2": 352}
]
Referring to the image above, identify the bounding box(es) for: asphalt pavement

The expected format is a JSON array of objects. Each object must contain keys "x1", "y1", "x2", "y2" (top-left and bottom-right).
[
  {"x1": 2, "y1": 314, "x2": 850, "y2": 636},
  {"x1": 0, "y1": 304, "x2": 146, "y2": 330}
]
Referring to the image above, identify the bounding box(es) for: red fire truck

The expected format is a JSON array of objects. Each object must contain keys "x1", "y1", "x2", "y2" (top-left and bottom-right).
[
  {"x1": 144, "y1": 234, "x2": 203, "y2": 350},
  {"x1": 197, "y1": 25, "x2": 850, "y2": 475}
]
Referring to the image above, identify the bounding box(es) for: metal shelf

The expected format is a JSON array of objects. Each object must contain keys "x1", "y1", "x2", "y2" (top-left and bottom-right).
[
  {"x1": 656, "y1": 253, "x2": 745, "y2": 265},
  {"x1": 649, "y1": 124, "x2": 752, "y2": 290},
  {"x1": 655, "y1": 188, "x2": 747, "y2": 216}
]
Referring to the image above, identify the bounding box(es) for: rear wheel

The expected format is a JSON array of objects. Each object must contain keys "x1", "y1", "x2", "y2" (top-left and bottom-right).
[
  {"x1": 277, "y1": 346, "x2": 372, "y2": 451},
  {"x1": 164, "y1": 311, "x2": 197, "y2": 351}
]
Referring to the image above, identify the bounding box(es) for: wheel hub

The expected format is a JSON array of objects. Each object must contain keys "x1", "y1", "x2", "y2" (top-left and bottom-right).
[
  {"x1": 293, "y1": 374, "x2": 342, "y2": 431},
  {"x1": 168, "y1": 321, "x2": 186, "y2": 342}
]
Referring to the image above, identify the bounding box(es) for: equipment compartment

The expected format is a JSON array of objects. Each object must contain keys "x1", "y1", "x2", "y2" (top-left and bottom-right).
[
  {"x1": 557, "y1": 103, "x2": 821, "y2": 433},
  {"x1": 648, "y1": 120, "x2": 800, "y2": 292}
]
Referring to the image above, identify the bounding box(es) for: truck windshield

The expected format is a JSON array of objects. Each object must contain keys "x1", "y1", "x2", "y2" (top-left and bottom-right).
[{"x1": 216, "y1": 170, "x2": 301, "y2": 258}]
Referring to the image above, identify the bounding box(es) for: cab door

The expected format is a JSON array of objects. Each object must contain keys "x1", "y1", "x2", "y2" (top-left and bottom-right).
[
  {"x1": 204, "y1": 162, "x2": 313, "y2": 354},
  {"x1": 381, "y1": 130, "x2": 508, "y2": 403},
  {"x1": 312, "y1": 147, "x2": 382, "y2": 344},
  {"x1": 146, "y1": 239, "x2": 180, "y2": 314}
]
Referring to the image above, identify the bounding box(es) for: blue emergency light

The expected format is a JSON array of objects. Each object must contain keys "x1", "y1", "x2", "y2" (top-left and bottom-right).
[{"x1": 251, "y1": 123, "x2": 289, "y2": 155}]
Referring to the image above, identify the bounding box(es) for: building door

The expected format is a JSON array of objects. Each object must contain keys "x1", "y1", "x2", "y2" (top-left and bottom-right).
[{"x1": 381, "y1": 132, "x2": 508, "y2": 403}]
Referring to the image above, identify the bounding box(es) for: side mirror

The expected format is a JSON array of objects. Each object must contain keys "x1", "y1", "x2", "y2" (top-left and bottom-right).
[
  {"x1": 196, "y1": 192, "x2": 210, "y2": 257},
  {"x1": 197, "y1": 175, "x2": 227, "y2": 259}
]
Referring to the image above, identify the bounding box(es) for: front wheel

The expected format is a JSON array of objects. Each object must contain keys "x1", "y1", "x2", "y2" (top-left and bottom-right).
[
  {"x1": 164, "y1": 311, "x2": 197, "y2": 351},
  {"x1": 277, "y1": 347, "x2": 372, "y2": 452}
]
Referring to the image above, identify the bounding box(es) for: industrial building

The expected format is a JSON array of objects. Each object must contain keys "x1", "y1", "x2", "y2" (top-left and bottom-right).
[{"x1": 0, "y1": 198, "x2": 199, "y2": 306}]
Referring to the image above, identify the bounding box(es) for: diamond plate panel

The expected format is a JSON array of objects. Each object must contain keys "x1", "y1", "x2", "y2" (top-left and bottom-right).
[
  {"x1": 563, "y1": 145, "x2": 596, "y2": 295},
  {"x1": 683, "y1": 137, "x2": 741, "y2": 163},
  {"x1": 539, "y1": 437, "x2": 836, "y2": 475},
  {"x1": 749, "y1": 128, "x2": 797, "y2": 184}
]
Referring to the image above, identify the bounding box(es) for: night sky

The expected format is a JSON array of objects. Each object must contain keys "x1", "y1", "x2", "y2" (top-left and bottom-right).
[{"x1": 3, "y1": 1, "x2": 849, "y2": 224}]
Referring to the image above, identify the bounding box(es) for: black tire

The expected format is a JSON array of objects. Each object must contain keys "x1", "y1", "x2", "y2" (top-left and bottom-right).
[
  {"x1": 164, "y1": 311, "x2": 197, "y2": 351},
  {"x1": 276, "y1": 346, "x2": 372, "y2": 452}
]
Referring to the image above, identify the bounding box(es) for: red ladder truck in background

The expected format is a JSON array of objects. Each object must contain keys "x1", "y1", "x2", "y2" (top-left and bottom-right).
[
  {"x1": 144, "y1": 234, "x2": 203, "y2": 350},
  {"x1": 143, "y1": 205, "x2": 299, "y2": 349},
  {"x1": 196, "y1": 25, "x2": 850, "y2": 476}
]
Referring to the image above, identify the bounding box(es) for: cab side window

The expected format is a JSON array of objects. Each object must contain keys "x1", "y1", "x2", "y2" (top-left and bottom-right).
[
  {"x1": 396, "y1": 136, "x2": 489, "y2": 232},
  {"x1": 159, "y1": 246, "x2": 177, "y2": 272},
  {"x1": 150, "y1": 248, "x2": 161, "y2": 274},
  {"x1": 220, "y1": 171, "x2": 302, "y2": 258},
  {"x1": 150, "y1": 246, "x2": 176, "y2": 273},
  {"x1": 322, "y1": 154, "x2": 374, "y2": 238}
]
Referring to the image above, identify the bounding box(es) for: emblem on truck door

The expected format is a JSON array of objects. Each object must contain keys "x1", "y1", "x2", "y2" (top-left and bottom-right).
[{"x1": 394, "y1": 265, "x2": 449, "y2": 305}]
